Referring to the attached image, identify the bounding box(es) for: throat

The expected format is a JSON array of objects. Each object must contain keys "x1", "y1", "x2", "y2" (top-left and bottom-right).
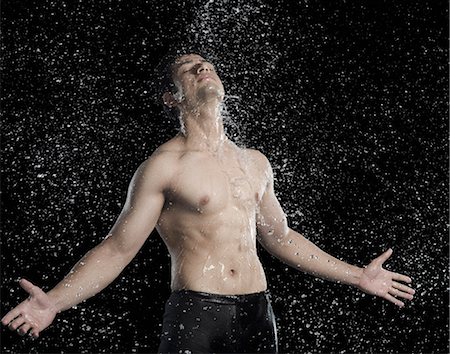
[
  {"x1": 180, "y1": 115, "x2": 228, "y2": 153},
  {"x1": 186, "y1": 135, "x2": 229, "y2": 155}
]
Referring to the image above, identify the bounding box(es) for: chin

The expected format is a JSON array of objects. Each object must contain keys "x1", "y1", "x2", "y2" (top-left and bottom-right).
[{"x1": 197, "y1": 85, "x2": 224, "y2": 102}]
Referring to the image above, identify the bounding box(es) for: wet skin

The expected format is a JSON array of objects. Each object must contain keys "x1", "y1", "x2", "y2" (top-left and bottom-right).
[
  {"x1": 153, "y1": 136, "x2": 269, "y2": 294},
  {"x1": 135, "y1": 53, "x2": 270, "y2": 294}
]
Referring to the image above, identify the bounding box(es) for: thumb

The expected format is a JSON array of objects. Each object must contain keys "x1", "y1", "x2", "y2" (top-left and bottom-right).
[
  {"x1": 19, "y1": 278, "x2": 37, "y2": 296},
  {"x1": 374, "y1": 248, "x2": 393, "y2": 265}
]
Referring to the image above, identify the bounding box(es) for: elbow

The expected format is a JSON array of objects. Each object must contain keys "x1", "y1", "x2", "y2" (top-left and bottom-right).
[
  {"x1": 277, "y1": 224, "x2": 291, "y2": 243},
  {"x1": 258, "y1": 227, "x2": 290, "y2": 254}
]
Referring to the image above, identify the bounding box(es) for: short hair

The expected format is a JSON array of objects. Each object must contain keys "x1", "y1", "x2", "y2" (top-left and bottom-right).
[{"x1": 154, "y1": 47, "x2": 215, "y2": 121}]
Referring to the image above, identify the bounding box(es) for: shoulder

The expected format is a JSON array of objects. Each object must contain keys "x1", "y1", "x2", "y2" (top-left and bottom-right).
[
  {"x1": 242, "y1": 147, "x2": 274, "y2": 188},
  {"x1": 141, "y1": 136, "x2": 184, "y2": 169},
  {"x1": 134, "y1": 139, "x2": 183, "y2": 189},
  {"x1": 243, "y1": 148, "x2": 272, "y2": 172}
]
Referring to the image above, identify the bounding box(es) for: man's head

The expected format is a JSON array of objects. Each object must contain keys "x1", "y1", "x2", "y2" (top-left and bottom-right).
[{"x1": 160, "y1": 53, "x2": 225, "y2": 120}]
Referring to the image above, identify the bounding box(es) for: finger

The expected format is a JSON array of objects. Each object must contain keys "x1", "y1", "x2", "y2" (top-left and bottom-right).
[
  {"x1": 375, "y1": 248, "x2": 393, "y2": 265},
  {"x1": 392, "y1": 281, "x2": 416, "y2": 295},
  {"x1": 384, "y1": 293, "x2": 405, "y2": 308},
  {"x1": 1, "y1": 308, "x2": 22, "y2": 326},
  {"x1": 19, "y1": 279, "x2": 37, "y2": 296},
  {"x1": 389, "y1": 287, "x2": 414, "y2": 300},
  {"x1": 8, "y1": 316, "x2": 25, "y2": 331},
  {"x1": 391, "y1": 272, "x2": 412, "y2": 284},
  {"x1": 17, "y1": 323, "x2": 31, "y2": 336},
  {"x1": 30, "y1": 328, "x2": 40, "y2": 339}
]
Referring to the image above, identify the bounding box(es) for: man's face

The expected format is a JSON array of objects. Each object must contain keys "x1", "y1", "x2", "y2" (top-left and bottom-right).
[{"x1": 169, "y1": 54, "x2": 225, "y2": 105}]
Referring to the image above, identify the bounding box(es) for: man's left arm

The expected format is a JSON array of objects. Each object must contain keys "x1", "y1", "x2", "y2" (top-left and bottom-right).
[{"x1": 255, "y1": 153, "x2": 415, "y2": 308}]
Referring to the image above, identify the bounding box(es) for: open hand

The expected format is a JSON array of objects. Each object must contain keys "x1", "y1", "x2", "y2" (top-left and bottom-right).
[
  {"x1": 358, "y1": 248, "x2": 415, "y2": 308},
  {"x1": 1, "y1": 279, "x2": 57, "y2": 338}
]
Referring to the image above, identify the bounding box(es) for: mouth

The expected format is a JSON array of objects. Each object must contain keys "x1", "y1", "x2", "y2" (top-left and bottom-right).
[{"x1": 197, "y1": 74, "x2": 215, "y2": 82}]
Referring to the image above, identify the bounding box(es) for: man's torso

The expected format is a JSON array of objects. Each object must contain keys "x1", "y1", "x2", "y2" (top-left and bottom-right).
[{"x1": 153, "y1": 135, "x2": 269, "y2": 295}]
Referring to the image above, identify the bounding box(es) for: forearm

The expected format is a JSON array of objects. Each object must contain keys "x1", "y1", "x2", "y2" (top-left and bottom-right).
[
  {"x1": 46, "y1": 238, "x2": 131, "y2": 312},
  {"x1": 266, "y1": 228, "x2": 363, "y2": 287}
]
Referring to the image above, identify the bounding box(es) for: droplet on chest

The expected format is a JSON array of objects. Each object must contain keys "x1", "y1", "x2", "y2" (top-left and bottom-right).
[{"x1": 230, "y1": 177, "x2": 247, "y2": 199}]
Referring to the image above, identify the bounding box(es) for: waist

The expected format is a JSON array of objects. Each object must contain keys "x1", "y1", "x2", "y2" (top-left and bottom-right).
[{"x1": 171, "y1": 289, "x2": 271, "y2": 305}]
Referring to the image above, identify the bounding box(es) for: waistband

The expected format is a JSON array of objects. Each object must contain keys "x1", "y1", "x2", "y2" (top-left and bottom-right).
[{"x1": 171, "y1": 289, "x2": 271, "y2": 304}]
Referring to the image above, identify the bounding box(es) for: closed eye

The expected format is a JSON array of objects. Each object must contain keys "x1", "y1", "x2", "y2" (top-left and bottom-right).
[{"x1": 179, "y1": 60, "x2": 216, "y2": 74}]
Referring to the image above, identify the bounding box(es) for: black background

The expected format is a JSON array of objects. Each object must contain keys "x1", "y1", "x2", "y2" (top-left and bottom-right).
[{"x1": 1, "y1": 0, "x2": 448, "y2": 353}]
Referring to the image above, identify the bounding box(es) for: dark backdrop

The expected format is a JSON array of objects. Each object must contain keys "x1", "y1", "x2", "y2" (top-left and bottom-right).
[{"x1": 1, "y1": 0, "x2": 448, "y2": 353}]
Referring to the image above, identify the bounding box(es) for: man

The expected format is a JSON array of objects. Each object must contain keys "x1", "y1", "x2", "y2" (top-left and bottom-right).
[{"x1": 1, "y1": 53, "x2": 415, "y2": 353}]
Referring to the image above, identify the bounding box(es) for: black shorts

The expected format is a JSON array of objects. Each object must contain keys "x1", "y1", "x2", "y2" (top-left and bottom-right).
[{"x1": 158, "y1": 289, "x2": 278, "y2": 353}]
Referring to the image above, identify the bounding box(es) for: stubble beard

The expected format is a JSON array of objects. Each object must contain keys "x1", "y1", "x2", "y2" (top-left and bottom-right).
[{"x1": 196, "y1": 82, "x2": 224, "y2": 103}]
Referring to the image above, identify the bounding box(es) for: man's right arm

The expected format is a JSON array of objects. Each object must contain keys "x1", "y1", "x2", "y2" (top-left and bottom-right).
[
  {"x1": 1, "y1": 150, "x2": 172, "y2": 337},
  {"x1": 47, "y1": 151, "x2": 170, "y2": 311}
]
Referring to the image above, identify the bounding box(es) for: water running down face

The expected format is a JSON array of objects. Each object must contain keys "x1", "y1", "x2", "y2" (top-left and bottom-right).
[{"x1": 163, "y1": 54, "x2": 225, "y2": 109}]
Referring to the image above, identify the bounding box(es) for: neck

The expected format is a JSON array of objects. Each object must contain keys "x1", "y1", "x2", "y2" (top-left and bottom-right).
[{"x1": 179, "y1": 101, "x2": 228, "y2": 152}]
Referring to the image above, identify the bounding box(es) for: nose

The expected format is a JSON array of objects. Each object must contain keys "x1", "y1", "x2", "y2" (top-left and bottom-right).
[{"x1": 196, "y1": 62, "x2": 212, "y2": 74}]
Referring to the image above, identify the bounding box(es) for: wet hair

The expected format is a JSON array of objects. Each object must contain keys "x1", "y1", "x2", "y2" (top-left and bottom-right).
[
  {"x1": 154, "y1": 47, "x2": 214, "y2": 121},
  {"x1": 155, "y1": 52, "x2": 181, "y2": 121}
]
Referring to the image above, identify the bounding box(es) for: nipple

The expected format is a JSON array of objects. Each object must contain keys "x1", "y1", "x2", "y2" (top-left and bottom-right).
[{"x1": 199, "y1": 195, "x2": 210, "y2": 205}]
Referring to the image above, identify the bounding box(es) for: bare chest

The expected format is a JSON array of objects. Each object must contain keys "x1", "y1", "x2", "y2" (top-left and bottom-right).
[{"x1": 168, "y1": 151, "x2": 266, "y2": 214}]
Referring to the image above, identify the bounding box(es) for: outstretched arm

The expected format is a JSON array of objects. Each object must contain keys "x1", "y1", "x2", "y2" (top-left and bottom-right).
[
  {"x1": 1, "y1": 150, "x2": 173, "y2": 337},
  {"x1": 255, "y1": 153, "x2": 415, "y2": 307}
]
